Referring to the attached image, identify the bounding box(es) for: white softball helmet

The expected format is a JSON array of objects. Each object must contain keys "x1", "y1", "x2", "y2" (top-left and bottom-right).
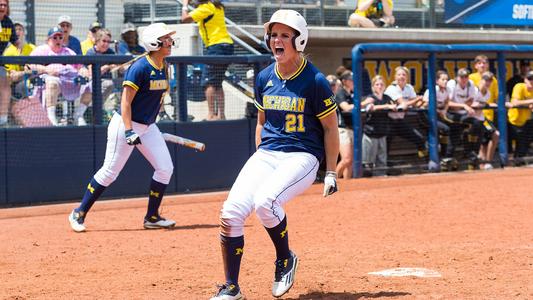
[
  {"x1": 263, "y1": 9, "x2": 308, "y2": 52},
  {"x1": 141, "y1": 23, "x2": 176, "y2": 52}
]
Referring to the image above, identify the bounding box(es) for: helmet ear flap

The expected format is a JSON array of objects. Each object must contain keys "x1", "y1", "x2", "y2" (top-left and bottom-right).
[{"x1": 264, "y1": 33, "x2": 271, "y2": 51}]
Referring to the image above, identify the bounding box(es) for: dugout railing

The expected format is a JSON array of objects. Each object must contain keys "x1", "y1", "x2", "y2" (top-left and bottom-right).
[{"x1": 351, "y1": 43, "x2": 533, "y2": 178}]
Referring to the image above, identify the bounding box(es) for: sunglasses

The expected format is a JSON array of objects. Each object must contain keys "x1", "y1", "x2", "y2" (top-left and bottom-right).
[
  {"x1": 526, "y1": 76, "x2": 533, "y2": 81},
  {"x1": 51, "y1": 35, "x2": 64, "y2": 40}
]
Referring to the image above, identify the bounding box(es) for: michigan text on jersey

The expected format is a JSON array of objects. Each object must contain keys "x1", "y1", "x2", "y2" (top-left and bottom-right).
[
  {"x1": 262, "y1": 95, "x2": 306, "y2": 112},
  {"x1": 149, "y1": 79, "x2": 168, "y2": 90}
]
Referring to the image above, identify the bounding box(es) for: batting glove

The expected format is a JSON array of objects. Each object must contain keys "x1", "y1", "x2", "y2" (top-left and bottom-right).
[
  {"x1": 323, "y1": 171, "x2": 338, "y2": 197},
  {"x1": 125, "y1": 129, "x2": 141, "y2": 145}
]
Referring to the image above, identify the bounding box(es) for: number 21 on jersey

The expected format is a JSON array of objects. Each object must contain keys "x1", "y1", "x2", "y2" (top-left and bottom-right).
[{"x1": 285, "y1": 113, "x2": 305, "y2": 132}]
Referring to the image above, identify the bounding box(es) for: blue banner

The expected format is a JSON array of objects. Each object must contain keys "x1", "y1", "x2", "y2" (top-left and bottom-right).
[{"x1": 445, "y1": 0, "x2": 533, "y2": 25}]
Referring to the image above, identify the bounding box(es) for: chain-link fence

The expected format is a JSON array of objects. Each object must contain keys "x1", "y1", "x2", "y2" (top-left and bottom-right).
[{"x1": 0, "y1": 54, "x2": 271, "y2": 128}]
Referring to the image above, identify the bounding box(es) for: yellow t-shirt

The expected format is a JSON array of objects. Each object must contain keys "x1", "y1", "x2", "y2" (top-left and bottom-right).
[
  {"x1": 508, "y1": 83, "x2": 533, "y2": 127},
  {"x1": 81, "y1": 38, "x2": 94, "y2": 55},
  {"x1": 190, "y1": 2, "x2": 233, "y2": 47},
  {"x1": 3, "y1": 43, "x2": 36, "y2": 72},
  {"x1": 469, "y1": 72, "x2": 498, "y2": 121},
  {"x1": 355, "y1": 0, "x2": 393, "y2": 18}
]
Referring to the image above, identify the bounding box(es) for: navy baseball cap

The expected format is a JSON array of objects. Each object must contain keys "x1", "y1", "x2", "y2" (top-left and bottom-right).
[{"x1": 47, "y1": 26, "x2": 63, "y2": 38}]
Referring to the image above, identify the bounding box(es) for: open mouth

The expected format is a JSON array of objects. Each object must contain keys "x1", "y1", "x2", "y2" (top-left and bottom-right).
[{"x1": 274, "y1": 46, "x2": 284, "y2": 56}]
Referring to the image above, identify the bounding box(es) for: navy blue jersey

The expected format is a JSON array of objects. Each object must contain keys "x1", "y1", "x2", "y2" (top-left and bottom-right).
[
  {"x1": 254, "y1": 59, "x2": 337, "y2": 161},
  {"x1": 0, "y1": 16, "x2": 17, "y2": 55},
  {"x1": 121, "y1": 56, "x2": 168, "y2": 124}
]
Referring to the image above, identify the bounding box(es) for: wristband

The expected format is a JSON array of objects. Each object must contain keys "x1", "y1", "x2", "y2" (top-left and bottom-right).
[{"x1": 325, "y1": 171, "x2": 337, "y2": 177}]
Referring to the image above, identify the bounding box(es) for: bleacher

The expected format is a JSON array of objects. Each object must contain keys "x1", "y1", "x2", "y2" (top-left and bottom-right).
[{"x1": 124, "y1": 0, "x2": 528, "y2": 30}]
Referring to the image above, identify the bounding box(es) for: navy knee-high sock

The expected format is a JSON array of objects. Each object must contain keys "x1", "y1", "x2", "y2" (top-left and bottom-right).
[
  {"x1": 220, "y1": 235, "x2": 244, "y2": 286},
  {"x1": 146, "y1": 179, "x2": 167, "y2": 219},
  {"x1": 265, "y1": 216, "x2": 290, "y2": 260},
  {"x1": 77, "y1": 178, "x2": 106, "y2": 214}
]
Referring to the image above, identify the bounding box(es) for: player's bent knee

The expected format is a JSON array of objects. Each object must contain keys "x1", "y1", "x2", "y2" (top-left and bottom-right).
[
  {"x1": 254, "y1": 198, "x2": 285, "y2": 228},
  {"x1": 153, "y1": 165, "x2": 173, "y2": 185},
  {"x1": 219, "y1": 199, "x2": 249, "y2": 236},
  {"x1": 94, "y1": 169, "x2": 120, "y2": 187}
]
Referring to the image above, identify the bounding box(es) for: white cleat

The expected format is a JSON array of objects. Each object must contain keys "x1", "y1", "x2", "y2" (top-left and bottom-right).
[
  {"x1": 143, "y1": 215, "x2": 176, "y2": 229},
  {"x1": 272, "y1": 251, "x2": 298, "y2": 297},
  {"x1": 68, "y1": 209, "x2": 86, "y2": 232},
  {"x1": 210, "y1": 284, "x2": 244, "y2": 300}
]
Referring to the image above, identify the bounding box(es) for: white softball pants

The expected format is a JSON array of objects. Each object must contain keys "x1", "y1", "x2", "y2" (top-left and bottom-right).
[
  {"x1": 220, "y1": 148, "x2": 319, "y2": 237},
  {"x1": 94, "y1": 113, "x2": 173, "y2": 187}
]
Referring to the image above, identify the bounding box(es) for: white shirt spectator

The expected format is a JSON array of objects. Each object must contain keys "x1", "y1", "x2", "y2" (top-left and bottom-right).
[
  {"x1": 423, "y1": 85, "x2": 451, "y2": 113},
  {"x1": 473, "y1": 87, "x2": 490, "y2": 121},
  {"x1": 384, "y1": 83, "x2": 417, "y2": 119},
  {"x1": 447, "y1": 79, "x2": 478, "y2": 114}
]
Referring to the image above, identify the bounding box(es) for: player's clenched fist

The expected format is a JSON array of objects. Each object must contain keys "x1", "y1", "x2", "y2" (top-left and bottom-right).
[
  {"x1": 125, "y1": 129, "x2": 141, "y2": 145},
  {"x1": 323, "y1": 171, "x2": 338, "y2": 197}
]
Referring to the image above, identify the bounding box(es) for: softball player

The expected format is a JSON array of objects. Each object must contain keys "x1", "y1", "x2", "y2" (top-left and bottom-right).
[
  {"x1": 69, "y1": 23, "x2": 177, "y2": 232},
  {"x1": 210, "y1": 10, "x2": 339, "y2": 300}
]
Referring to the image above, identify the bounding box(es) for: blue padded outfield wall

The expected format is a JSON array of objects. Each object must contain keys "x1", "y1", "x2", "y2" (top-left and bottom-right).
[
  {"x1": 0, "y1": 119, "x2": 255, "y2": 206},
  {"x1": 0, "y1": 130, "x2": 6, "y2": 205}
]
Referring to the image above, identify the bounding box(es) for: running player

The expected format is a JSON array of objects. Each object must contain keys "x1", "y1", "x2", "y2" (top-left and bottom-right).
[
  {"x1": 68, "y1": 23, "x2": 177, "y2": 232},
  {"x1": 210, "y1": 10, "x2": 339, "y2": 300}
]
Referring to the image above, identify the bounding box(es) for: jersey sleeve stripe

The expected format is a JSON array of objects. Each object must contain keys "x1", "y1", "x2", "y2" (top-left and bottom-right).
[
  {"x1": 123, "y1": 81, "x2": 139, "y2": 91},
  {"x1": 316, "y1": 103, "x2": 338, "y2": 119},
  {"x1": 254, "y1": 100, "x2": 264, "y2": 112}
]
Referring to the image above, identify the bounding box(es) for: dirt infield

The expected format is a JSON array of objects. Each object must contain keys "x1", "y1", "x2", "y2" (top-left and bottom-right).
[{"x1": 1, "y1": 168, "x2": 532, "y2": 299}]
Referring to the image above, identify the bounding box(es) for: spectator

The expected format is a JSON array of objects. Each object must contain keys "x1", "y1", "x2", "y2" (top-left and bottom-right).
[
  {"x1": 335, "y1": 71, "x2": 354, "y2": 178},
  {"x1": 76, "y1": 28, "x2": 117, "y2": 126},
  {"x1": 0, "y1": 0, "x2": 17, "y2": 126},
  {"x1": 81, "y1": 21, "x2": 102, "y2": 55},
  {"x1": 57, "y1": 15, "x2": 82, "y2": 55},
  {"x1": 3, "y1": 21, "x2": 36, "y2": 100},
  {"x1": 469, "y1": 54, "x2": 498, "y2": 125},
  {"x1": 384, "y1": 66, "x2": 427, "y2": 158},
  {"x1": 362, "y1": 75, "x2": 395, "y2": 171},
  {"x1": 507, "y1": 60, "x2": 530, "y2": 99},
  {"x1": 446, "y1": 68, "x2": 483, "y2": 166},
  {"x1": 474, "y1": 71, "x2": 499, "y2": 170},
  {"x1": 29, "y1": 26, "x2": 87, "y2": 125},
  {"x1": 335, "y1": 65, "x2": 348, "y2": 78},
  {"x1": 181, "y1": 0, "x2": 234, "y2": 120},
  {"x1": 421, "y1": 70, "x2": 452, "y2": 159},
  {"x1": 348, "y1": 0, "x2": 395, "y2": 28},
  {"x1": 507, "y1": 70, "x2": 533, "y2": 161},
  {"x1": 117, "y1": 22, "x2": 145, "y2": 55}
]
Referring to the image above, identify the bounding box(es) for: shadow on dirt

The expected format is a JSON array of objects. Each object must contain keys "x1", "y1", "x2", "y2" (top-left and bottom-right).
[
  {"x1": 89, "y1": 224, "x2": 221, "y2": 232},
  {"x1": 286, "y1": 291, "x2": 411, "y2": 299}
]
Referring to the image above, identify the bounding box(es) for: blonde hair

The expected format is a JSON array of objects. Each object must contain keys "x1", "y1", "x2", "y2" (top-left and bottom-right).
[
  {"x1": 371, "y1": 75, "x2": 384, "y2": 86},
  {"x1": 371, "y1": 75, "x2": 385, "y2": 93},
  {"x1": 395, "y1": 66, "x2": 410, "y2": 78},
  {"x1": 475, "y1": 54, "x2": 489, "y2": 63},
  {"x1": 95, "y1": 28, "x2": 111, "y2": 42}
]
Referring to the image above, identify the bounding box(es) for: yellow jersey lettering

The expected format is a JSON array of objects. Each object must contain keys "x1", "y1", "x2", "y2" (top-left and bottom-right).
[
  {"x1": 149, "y1": 79, "x2": 168, "y2": 90},
  {"x1": 297, "y1": 98, "x2": 305, "y2": 112}
]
